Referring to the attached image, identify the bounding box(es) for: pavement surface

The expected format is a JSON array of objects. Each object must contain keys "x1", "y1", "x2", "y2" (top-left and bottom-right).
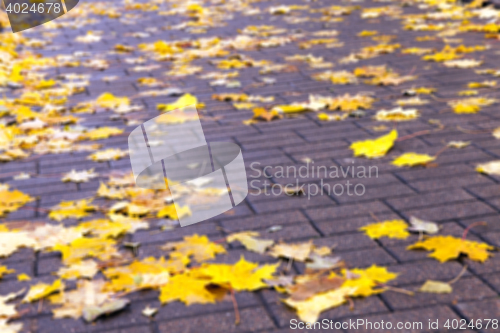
[{"x1": 2, "y1": 0, "x2": 500, "y2": 332}]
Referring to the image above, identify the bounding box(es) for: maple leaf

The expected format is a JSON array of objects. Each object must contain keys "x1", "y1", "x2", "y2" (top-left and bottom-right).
[
  {"x1": 476, "y1": 160, "x2": 500, "y2": 175},
  {"x1": 269, "y1": 241, "x2": 313, "y2": 261},
  {"x1": 392, "y1": 153, "x2": 436, "y2": 167},
  {"x1": 53, "y1": 237, "x2": 120, "y2": 265},
  {"x1": 88, "y1": 148, "x2": 128, "y2": 162},
  {"x1": 468, "y1": 80, "x2": 496, "y2": 88},
  {"x1": 444, "y1": 59, "x2": 483, "y2": 68},
  {"x1": 23, "y1": 279, "x2": 64, "y2": 303},
  {"x1": 0, "y1": 320, "x2": 22, "y2": 333},
  {"x1": 360, "y1": 220, "x2": 410, "y2": 239},
  {"x1": 199, "y1": 256, "x2": 278, "y2": 291},
  {"x1": 227, "y1": 231, "x2": 274, "y2": 254},
  {"x1": 157, "y1": 94, "x2": 198, "y2": 112},
  {"x1": 350, "y1": 130, "x2": 398, "y2": 159},
  {"x1": 0, "y1": 289, "x2": 24, "y2": 319},
  {"x1": 159, "y1": 271, "x2": 221, "y2": 305},
  {"x1": 284, "y1": 286, "x2": 356, "y2": 322},
  {"x1": 84, "y1": 127, "x2": 124, "y2": 140},
  {"x1": 161, "y1": 234, "x2": 226, "y2": 262},
  {"x1": 419, "y1": 280, "x2": 452, "y2": 293},
  {"x1": 104, "y1": 257, "x2": 171, "y2": 293},
  {"x1": 50, "y1": 280, "x2": 128, "y2": 321},
  {"x1": 408, "y1": 216, "x2": 440, "y2": 234},
  {"x1": 49, "y1": 199, "x2": 96, "y2": 222},
  {"x1": 96, "y1": 182, "x2": 126, "y2": 200},
  {"x1": 0, "y1": 231, "x2": 38, "y2": 257},
  {"x1": 62, "y1": 169, "x2": 99, "y2": 183},
  {"x1": 57, "y1": 260, "x2": 99, "y2": 280},
  {"x1": 375, "y1": 107, "x2": 419, "y2": 121},
  {"x1": 78, "y1": 215, "x2": 148, "y2": 239},
  {"x1": 0, "y1": 187, "x2": 33, "y2": 217},
  {"x1": 0, "y1": 266, "x2": 14, "y2": 279},
  {"x1": 341, "y1": 265, "x2": 398, "y2": 297},
  {"x1": 96, "y1": 93, "x2": 130, "y2": 109},
  {"x1": 408, "y1": 235, "x2": 494, "y2": 262},
  {"x1": 157, "y1": 204, "x2": 191, "y2": 220}
]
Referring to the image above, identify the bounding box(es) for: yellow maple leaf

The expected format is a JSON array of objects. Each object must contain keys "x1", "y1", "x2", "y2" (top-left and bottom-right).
[
  {"x1": 375, "y1": 108, "x2": 419, "y2": 121},
  {"x1": 53, "y1": 237, "x2": 120, "y2": 265},
  {"x1": 341, "y1": 265, "x2": 398, "y2": 297},
  {"x1": 157, "y1": 204, "x2": 191, "y2": 220},
  {"x1": 23, "y1": 279, "x2": 64, "y2": 303},
  {"x1": 17, "y1": 273, "x2": 30, "y2": 281},
  {"x1": 350, "y1": 130, "x2": 398, "y2": 158},
  {"x1": 159, "y1": 271, "x2": 220, "y2": 305},
  {"x1": 161, "y1": 234, "x2": 226, "y2": 262},
  {"x1": 104, "y1": 257, "x2": 172, "y2": 292},
  {"x1": 96, "y1": 93, "x2": 130, "y2": 109},
  {"x1": 408, "y1": 235, "x2": 494, "y2": 262},
  {"x1": 0, "y1": 266, "x2": 14, "y2": 278},
  {"x1": 0, "y1": 187, "x2": 33, "y2": 217},
  {"x1": 96, "y1": 182, "x2": 126, "y2": 200},
  {"x1": 88, "y1": 148, "x2": 128, "y2": 162},
  {"x1": 285, "y1": 286, "x2": 356, "y2": 322},
  {"x1": 49, "y1": 199, "x2": 96, "y2": 222},
  {"x1": 77, "y1": 216, "x2": 148, "y2": 239},
  {"x1": 392, "y1": 153, "x2": 436, "y2": 167},
  {"x1": 199, "y1": 256, "x2": 278, "y2": 291},
  {"x1": 84, "y1": 127, "x2": 124, "y2": 140},
  {"x1": 157, "y1": 94, "x2": 198, "y2": 112},
  {"x1": 360, "y1": 220, "x2": 410, "y2": 239}
]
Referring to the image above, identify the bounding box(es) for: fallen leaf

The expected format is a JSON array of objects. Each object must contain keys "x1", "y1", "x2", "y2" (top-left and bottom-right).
[
  {"x1": 477, "y1": 160, "x2": 500, "y2": 175},
  {"x1": 408, "y1": 235, "x2": 494, "y2": 262},
  {"x1": 419, "y1": 280, "x2": 452, "y2": 293},
  {"x1": 23, "y1": 279, "x2": 64, "y2": 303},
  {"x1": 162, "y1": 234, "x2": 226, "y2": 262},
  {"x1": 392, "y1": 153, "x2": 436, "y2": 167},
  {"x1": 269, "y1": 241, "x2": 313, "y2": 261},
  {"x1": 142, "y1": 306, "x2": 158, "y2": 318},
  {"x1": 408, "y1": 216, "x2": 440, "y2": 234},
  {"x1": 287, "y1": 276, "x2": 345, "y2": 301},
  {"x1": 227, "y1": 231, "x2": 274, "y2": 254},
  {"x1": 360, "y1": 220, "x2": 410, "y2": 239},
  {"x1": 350, "y1": 130, "x2": 398, "y2": 159},
  {"x1": 284, "y1": 286, "x2": 356, "y2": 322},
  {"x1": 62, "y1": 169, "x2": 99, "y2": 183}
]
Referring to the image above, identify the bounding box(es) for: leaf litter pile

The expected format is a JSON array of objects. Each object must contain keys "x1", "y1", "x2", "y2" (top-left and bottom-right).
[{"x1": 0, "y1": 0, "x2": 500, "y2": 329}]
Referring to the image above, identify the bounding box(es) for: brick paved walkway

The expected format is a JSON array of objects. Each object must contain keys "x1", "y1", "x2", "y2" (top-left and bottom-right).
[{"x1": 2, "y1": 0, "x2": 500, "y2": 332}]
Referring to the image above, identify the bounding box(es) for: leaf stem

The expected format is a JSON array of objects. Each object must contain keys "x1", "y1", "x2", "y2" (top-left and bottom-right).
[
  {"x1": 462, "y1": 221, "x2": 487, "y2": 240},
  {"x1": 230, "y1": 287, "x2": 240, "y2": 325}
]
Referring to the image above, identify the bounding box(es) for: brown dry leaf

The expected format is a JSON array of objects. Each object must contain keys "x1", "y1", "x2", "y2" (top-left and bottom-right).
[{"x1": 287, "y1": 276, "x2": 345, "y2": 301}]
